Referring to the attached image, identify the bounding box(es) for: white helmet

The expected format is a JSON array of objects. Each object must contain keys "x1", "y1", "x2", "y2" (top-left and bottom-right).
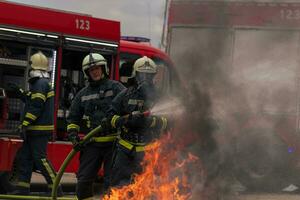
[
  {"x1": 30, "y1": 51, "x2": 49, "y2": 71},
  {"x1": 82, "y1": 53, "x2": 108, "y2": 79},
  {"x1": 131, "y1": 56, "x2": 157, "y2": 78}
]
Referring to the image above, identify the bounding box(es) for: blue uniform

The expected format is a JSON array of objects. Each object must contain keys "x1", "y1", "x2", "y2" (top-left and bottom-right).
[
  {"x1": 67, "y1": 78, "x2": 125, "y2": 199},
  {"x1": 16, "y1": 77, "x2": 60, "y2": 194},
  {"x1": 109, "y1": 84, "x2": 168, "y2": 187}
]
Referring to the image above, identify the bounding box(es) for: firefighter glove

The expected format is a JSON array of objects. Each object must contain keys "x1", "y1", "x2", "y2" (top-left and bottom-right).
[
  {"x1": 127, "y1": 112, "x2": 149, "y2": 128},
  {"x1": 68, "y1": 131, "x2": 81, "y2": 151},
  {"x1": 17, "y1": 125, "x2": 27, "y2": 142},
  {"x1": 100, "y1": 118, "x2": 111, "y2": 131},
  {"x1": 7, "y1": 83, "x2": 19, "y2": 91},
  {"x1": 7, "y1": 83, "x2": 23, "y2": 97}
]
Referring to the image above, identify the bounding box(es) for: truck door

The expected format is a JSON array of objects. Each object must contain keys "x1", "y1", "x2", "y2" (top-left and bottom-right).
[
  {"x1": 231, "y1": 29, "x2": 299, "y2": 128},
  {"x1": 231, "y1": 28, "x2": 300, "y2": 191}
]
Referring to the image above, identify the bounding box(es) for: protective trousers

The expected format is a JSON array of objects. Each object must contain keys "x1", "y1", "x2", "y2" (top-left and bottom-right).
[
  {"x1": 76, "y1": 143, "x2": 113, "y2": 200},
  {"x1": 110, "y1": 143, "x2": 144, "y2": 187},
  {"x1": 16, "y1": 134, "x2": 62, "y2": 193}
]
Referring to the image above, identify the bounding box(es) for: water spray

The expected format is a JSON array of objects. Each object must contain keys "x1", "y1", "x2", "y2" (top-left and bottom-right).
[{"x1": 150, "y1": 99, "x2": 185, "y2": 117}]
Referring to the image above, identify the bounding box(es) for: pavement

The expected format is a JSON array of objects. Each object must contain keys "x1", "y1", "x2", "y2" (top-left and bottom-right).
[{"x1": 29, "y1": 173, "x2": 300, "y2": 200}]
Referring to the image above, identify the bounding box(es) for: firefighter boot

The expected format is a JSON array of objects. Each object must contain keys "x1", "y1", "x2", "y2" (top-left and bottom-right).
[
  {"x1": 0, "y1": 172, "x2": 15, "y2": 194},
  {"x1": 9, "y1": 185, "x2": 30, "y2": 195},
  {"x1": 76, "y1": 181, "x2": 93, "y2": 200}
]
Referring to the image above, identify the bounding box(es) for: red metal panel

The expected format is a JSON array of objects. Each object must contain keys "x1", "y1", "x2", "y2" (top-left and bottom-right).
[
  {"x1": 169, "y1": 1, "x2": 300, "y2": 28},
  {"x1": 120, "y1": 40, "x2": 172, "y2": 63},
  {"x1": 47, "y1": 142, "x2": 79, "y2": 173},
  {"x1": 0, "y1": 1, "x2": 120, "y2": 42},
  {"x1": 0, "y1": 139, "x2": 79, "y2": 172},
  {"x1": 0, "y1": 138, "x2": 22, "y2": 171}
]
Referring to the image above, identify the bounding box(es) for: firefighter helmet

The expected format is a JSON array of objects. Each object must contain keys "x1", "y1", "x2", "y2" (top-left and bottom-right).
[
  {"x1": 131, "y1": 56, "x2": 157, "y2": 78},
  {"x1": 30, "y1": 51, "x2": 49, "y2": 71},
  {"x1": 82, "y1": 53, "x2": 108, "y2": 79}
]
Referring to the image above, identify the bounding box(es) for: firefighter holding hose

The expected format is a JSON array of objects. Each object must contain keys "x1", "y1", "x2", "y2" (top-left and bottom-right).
[
  {"x1": 106, "y1": 56, "x2": 169, "y2": 187},
  {"x1": 67, "y1": 53, "x2": 125, "y2": 200}
]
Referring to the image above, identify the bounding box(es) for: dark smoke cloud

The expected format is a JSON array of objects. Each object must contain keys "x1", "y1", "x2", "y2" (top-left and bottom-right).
[
  {"x1": 166, "y1": 16, "x2": 239, "y2": 199},
  {"x1": 167, "y1": 0, "x2": 300, "y2": 198}
]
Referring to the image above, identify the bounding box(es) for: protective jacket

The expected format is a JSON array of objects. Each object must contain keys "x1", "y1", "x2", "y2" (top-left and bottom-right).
[
  {"x1": 21, "y1": 77, "x2": 54, "y2": 134},
  {"x1": 67, "y1": 78, "x2": 125, "y2": 140},
  {"x1": 110, "y1": 84, "x2": 168, "y2": 149},
  {"x1": 67, "y1": 78, "x2": 125, "y2": 199}
]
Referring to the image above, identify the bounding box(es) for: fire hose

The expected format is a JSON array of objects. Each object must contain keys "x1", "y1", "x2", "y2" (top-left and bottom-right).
[
  {"x1": 51, "y1": 111, "x2": 150, "y2": 199},
  {"x1": 51, "y1": 124, "x2": 103, "y2": 200},
  {"x1": 0, "y1": 125, "x2": 102, "y2": 200},
  {"x1": 0, "y1": 111, "x2": 151, "y2": 200}
]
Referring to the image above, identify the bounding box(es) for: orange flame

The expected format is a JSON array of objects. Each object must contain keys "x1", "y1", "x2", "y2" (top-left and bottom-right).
[{"x1": 103, "y1": 133, "x2": 200, "y2": 200}]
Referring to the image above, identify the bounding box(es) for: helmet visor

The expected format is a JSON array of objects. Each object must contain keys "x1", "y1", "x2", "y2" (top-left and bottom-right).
[{"x1": 136, "y1": 72, "x2": 155, "y2": 84}]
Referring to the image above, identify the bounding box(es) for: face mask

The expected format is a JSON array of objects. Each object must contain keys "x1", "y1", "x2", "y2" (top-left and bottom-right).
[{"x1": 135, "y1": 72, "x2": 155, "y2": 85}]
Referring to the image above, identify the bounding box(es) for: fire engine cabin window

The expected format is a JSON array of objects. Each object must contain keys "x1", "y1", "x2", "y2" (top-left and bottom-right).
[
  {"x1": 57, "y1": 49, "x2": 114, "y2": 136},
  {"x1": 0, "y1": 41, "x2": 27, "y2": 133},
  {"x1": 119, "y1": 53, "x2": 172, "y2": 94},
  {"x1": 119, "y1": 52, "x2": 141, "y2": 87}
]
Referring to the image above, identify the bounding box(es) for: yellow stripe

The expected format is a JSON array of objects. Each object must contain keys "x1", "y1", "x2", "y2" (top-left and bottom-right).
[
  {"x1": 17, "y1": 181, "x2": 30, "y2": 188},
  {"x1": 92, "y1": 135, "x2": 117, "y2": 142},
  {"x1": 41, "y1": 158, "x2": 56, "y2": 183},
  {"x1": 47, "y1": 91, "x2": 55, "y2": 98},
  {"x1": 86, "y1": 119, "x2": 91, "y2": 128},
  {"x1": 136, "y1": 146, "x2": 145, "y2": 152},
  {"x1": 25, "y1": 112, "x2": 37, "y2": 120},
  {"x1": 22, "y1": 120, "x2": 30, "y2": 126},
  {"x1": 67, "y1": 123, "x2": 80, "y2": 131},
  {"x1": 31, "y1": 93, "x2": 46, "y2": 101},
  {"x1": 118, "y1": 139, "x2": 147, "y2": 152},
  {"x1": 27, "y1": 125, "x2": 54, "y2": 131},
  {"x1": 119, "y1": 139, "x2": 133, "y2": 150},
  {"x1": 111, "y1": 115, "x2": 120, "y2": 128},
  {"x1": 161, "y1": 117, "x2": 168, "y2": 131},
  {"x1": 150, "y1": 117, "x2": 157, "y2": 128}
]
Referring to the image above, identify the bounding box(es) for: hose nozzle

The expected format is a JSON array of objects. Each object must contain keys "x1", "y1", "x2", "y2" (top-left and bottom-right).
[{"x1": 131, "y1": 110, "x2": 151, "y2": 117}]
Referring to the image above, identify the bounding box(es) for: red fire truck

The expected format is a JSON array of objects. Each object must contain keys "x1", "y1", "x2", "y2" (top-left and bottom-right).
[
  {"x1": 166, "y1": 0, "x2": 300, "y2": 191},
  {"x1": 0, "y1": 1, "x2": 178, "y2": 193}
]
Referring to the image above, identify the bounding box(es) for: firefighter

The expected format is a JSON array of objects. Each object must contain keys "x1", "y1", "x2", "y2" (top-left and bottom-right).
[
  {"x1": 8, "y1": 51, "x2": 63, "y2": 195},
  {"x1": 67, "y1": 53, "x2": 125, "y2": 200},
  {"x1": 108, "y1": 56, "x2": 168, "y2": 187}
]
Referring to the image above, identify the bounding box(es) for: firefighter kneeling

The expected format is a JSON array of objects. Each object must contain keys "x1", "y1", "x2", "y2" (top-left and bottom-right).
[{"x1": 107, "y1": 56, "x2": 169, "y2": 188}]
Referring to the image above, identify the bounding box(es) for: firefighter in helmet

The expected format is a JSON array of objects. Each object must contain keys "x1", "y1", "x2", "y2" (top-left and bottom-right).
[
  {"x1": 9, "y1": 51, "x2": 63, "y2": 195},
  {"x1": 107, "y1": 56, "x2": 168, "y2": 187},
  {"x1": 67, "y1": 53, "x2": 125, "y2": 199}
]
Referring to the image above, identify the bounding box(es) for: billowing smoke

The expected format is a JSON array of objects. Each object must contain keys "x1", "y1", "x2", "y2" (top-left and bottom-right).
[
  {"x1": 168, "y1": 30, "x2": 238, "y2": 200},
  {"x1": 164, "y1": 0, "x2": 300, "y2": 199}
]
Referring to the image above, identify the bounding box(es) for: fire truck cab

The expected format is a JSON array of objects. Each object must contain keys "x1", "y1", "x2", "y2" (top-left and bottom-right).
[
  {"x1": 0, "y1": 1, "x2": 179, "y2": 193},
  {"x1": 0, "y1": 0, "x2": 120, "y2": 174}
]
